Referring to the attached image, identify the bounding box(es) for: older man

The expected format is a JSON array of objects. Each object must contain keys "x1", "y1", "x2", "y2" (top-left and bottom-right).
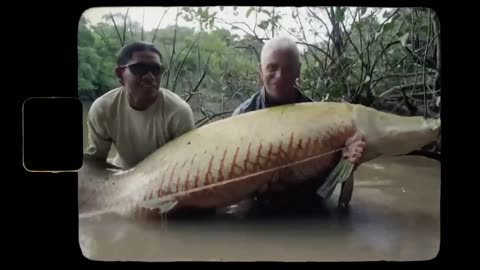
[{"x1": 232, "y1": 37, "x2": 366, "y2": 211}]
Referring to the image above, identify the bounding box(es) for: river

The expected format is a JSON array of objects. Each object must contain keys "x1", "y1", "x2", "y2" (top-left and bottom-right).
[{"x1": 79, "y1": 101, "x2": 441, "y2": 262}]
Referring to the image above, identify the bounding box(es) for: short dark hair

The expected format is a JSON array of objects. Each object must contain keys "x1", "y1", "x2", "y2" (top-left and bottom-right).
[{"x1": 116, "y1": 41, "x2": 163, "y2": 66}]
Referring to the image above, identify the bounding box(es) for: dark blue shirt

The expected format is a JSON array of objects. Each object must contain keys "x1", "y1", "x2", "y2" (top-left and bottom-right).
[{"x1": 232, "y1": 87, "x2": 313, "y2": 116}]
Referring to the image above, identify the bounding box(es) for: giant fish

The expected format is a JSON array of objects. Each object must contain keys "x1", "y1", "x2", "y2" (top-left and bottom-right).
[{"x1": 78, "y1": 102, "x2": 441, "y2": 219}]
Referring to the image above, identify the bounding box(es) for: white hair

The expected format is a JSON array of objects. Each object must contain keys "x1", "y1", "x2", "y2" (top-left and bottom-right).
[{"x1": 260, "y1": 36, "x2": 300, "y2": 65}]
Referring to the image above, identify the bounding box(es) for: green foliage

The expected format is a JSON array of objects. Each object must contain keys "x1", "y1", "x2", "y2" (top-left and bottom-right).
[{"x1": 78, "y1": 7, "x2": 440, "y2": 116}]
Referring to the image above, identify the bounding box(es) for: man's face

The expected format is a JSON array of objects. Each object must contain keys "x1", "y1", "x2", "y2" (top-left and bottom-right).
[
  {"x1": 116, "y1": 50, "x2": 164, "y2": 99},
  {"x1": 259, "y1": 49, "x2": 300, "y2": 104}
]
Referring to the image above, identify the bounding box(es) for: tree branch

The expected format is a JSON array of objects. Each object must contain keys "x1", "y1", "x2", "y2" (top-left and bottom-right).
[
  {"x1": 165, "y1": 8, "x2": 180, "y2": 89},
  {"x1": 172, "y1": 35, "x2": 200, "y2": 92},
  {"x1": 195, "y1": 111, "x2": 234, "y2": 127},
  {"x1": 91, "y1": 26, "x2": 115, "y2": 59},
  {"x1": 378, "y1": 82, "x2": 434, "y2": 98},
  {"x1": 295, "y1": 42, "x2": 335, "y2": 63},
  {"x1": 129, "y1": 18, "x2": 134, "y2": 41},
  {"x1": 122, "y1": 8, "x2": 129, "y2": 45},
  {"x1": 109, "y1": 12, "x2": 123, "y2": 46},
  {"x1": 306, "y1": 7, "x2": 332, "y2": 40},
  {"x1": 187, "y1": 51, "x2": 215, "y2": 100},
  {"x1": 141, "y1": 8, "x2": 144, "y2": 41},
  {"x1": 422, "y1": 9, "x2": 432, "y2": 117},
  {"x1": 432, "y1": 10, "x2": 441, "y2": 90},
  {"x1": 152, "y1": 8, "x2": 169, "y2": 43},
  {"x1": 217, "y1": 18, "x2": 265, "y2": 44},
  {"x1": 234, "y1": 45, "x2": 260, "y2": 62}
]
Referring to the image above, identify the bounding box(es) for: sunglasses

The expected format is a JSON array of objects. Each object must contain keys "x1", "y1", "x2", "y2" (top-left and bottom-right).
[{"x1": 121, "y1": 62, "x2": 164, "y2": 77}]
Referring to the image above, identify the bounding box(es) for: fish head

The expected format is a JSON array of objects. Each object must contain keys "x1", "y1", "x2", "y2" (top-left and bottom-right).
[{"x1": 356, "y1": 107, "x2": 441, "y2": 161}]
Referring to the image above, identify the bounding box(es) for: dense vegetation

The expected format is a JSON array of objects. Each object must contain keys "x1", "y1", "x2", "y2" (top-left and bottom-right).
[{"x1": 79, "y1": 6, "x2": 441, "y2": 133}]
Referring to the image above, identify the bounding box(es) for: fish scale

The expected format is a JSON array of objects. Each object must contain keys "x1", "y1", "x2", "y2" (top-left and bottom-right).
[
  {"x1": 78, "y1": 102, "x2": 441, "y2": 219},
  {"x1": 159, "y1": 129, "x2": 343, "y2": 197}
]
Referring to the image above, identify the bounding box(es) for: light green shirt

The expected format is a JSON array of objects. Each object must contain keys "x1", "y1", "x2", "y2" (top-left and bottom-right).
[{"x1": 85, "y1": 86, "x2": 195, "y2": 169}]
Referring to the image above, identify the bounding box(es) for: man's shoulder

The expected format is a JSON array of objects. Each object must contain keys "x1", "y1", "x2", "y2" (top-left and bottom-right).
[
  {"x1": 160, "y1": 87, "x2": 190, "y2": 110},
  {"x1": 159, "y1": 88, "x2": 194, "y2": 123},
  {"x1": 232, "y1": 91, "x2": 261, "y2": 115},
  {"x1": 297, "y1": 91, "x2": 314, "y2": 103},
  {"x1": 89, "y1": 87, "x2": 123, "y2": 115},
  {"x1": 160, "y1": 88, "x2": 193, "y2": 123},
  {"x1": 160, "y1": 88, "x2": 195, "y2": 136},
  {"x1": 95, "y1": 86, "x2": 123, "y2": 101}
]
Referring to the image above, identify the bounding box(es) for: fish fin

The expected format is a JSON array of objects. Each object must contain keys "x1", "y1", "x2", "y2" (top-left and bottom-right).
[
  {"x1": 316, "y1": 159, "x2": 355, "y2": 199},
  {"x1": 139, "y1": 196, "x2": 178, "y2": 214},
  {"x1": 340, "y1": 161, "x2": 355, "y2": 182},
  {"x1": 316, "y1": 159, "x2": 347, "y2": 197}
]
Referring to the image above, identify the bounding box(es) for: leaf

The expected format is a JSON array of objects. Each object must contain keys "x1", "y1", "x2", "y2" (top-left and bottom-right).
[
  {"x1": 399, "y1": 33, "x2": 409, "y2": 47},
  {"x1": 419, "y1": 24, "x2": 429, "y2": 34},
  {"x1": 271, "y1": 19, "x2": 277, "y2": 28},
  {"x1": 355, "y1": 20, "x2": 365, "y2": 29},
  {"x1": 360, "y1": 7, "x2": 367, "y2": 16},
  {"x1": 246, "y1": 7, "x2": 255, "y2": 18},
  {"x1": 335, "y1": 7, "x2": 346, "y2": 22},
  {"x1": 258, "y1": 20, "x2": 270, "y2": 30},
  {"x1": 374, "y1": 27, "x2": 384, "y2": 40},
  {"x1": 383, "y1": 21, "x2": 395, "y2": 33},
  {"x1": 260, "y1": 9, "x2": 271, "y2": 16},
  {"x1": 209, "y1": 19, "x2": 214, "y2": 29},
  {"x1": 201, "y1": 9, "x2": 209, "y2": 20}
]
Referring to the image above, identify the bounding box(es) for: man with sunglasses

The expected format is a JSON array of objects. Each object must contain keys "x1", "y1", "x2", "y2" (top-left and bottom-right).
[{"x1": 85, "y1": 42, "x2": 195, "y2": 170}]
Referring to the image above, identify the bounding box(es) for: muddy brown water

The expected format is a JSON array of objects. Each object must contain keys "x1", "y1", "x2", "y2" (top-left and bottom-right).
[
  {"x1": 78, "y1": 155, "x2": 440, "y2": 262},
  {"x1": 80, "y1": 101, "x2": 441, "y2": 262}
]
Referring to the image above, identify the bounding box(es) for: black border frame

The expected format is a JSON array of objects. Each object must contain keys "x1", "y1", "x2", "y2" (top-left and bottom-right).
[{"x1": 14, "y1": 0, "x2": 465, "y2": 266}]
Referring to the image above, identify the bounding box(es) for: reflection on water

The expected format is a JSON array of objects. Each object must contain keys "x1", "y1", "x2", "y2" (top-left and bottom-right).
[{"x1": 78, "y1": 156, "x2": 440, "y2": 262}]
